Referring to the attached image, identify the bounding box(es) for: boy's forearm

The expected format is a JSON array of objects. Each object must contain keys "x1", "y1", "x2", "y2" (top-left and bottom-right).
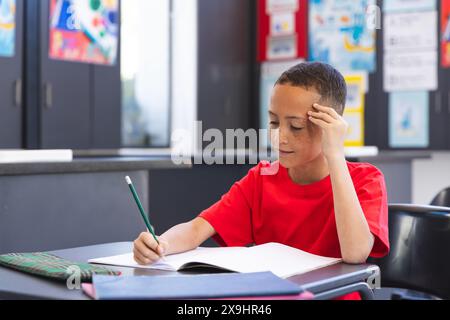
[
  {"x1": 159, "y1": 222, "x2": 200, "y2": 255},
  {"x1": 328, "y1": 154, "x2": 374, "y2": 263},
  {"x1": 159, "y1": 218, "x2": 215, "y2": 255}
]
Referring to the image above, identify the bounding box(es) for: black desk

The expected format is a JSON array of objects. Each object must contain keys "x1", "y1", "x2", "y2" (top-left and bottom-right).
[{"x1": 0, "y1": 242, "x2": 380, "y2": 300}]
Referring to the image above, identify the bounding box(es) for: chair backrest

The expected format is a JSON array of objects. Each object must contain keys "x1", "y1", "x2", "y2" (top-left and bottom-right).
[
  {"x1": 368, "y1": 204, "x2": 450, "y2": 299},
  {"x1": 430, "y1": 187, "x2": 450, "y2": 207}
]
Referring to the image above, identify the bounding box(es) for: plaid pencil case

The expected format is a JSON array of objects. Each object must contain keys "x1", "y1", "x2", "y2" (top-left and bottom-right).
[{"x1": 0, "y1": 252, "x2": 121, "y2": 282}]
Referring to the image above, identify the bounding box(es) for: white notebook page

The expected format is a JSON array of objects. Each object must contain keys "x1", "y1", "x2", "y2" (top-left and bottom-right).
[{"x1": 89, "y1": 243, "x2": 342, "y2": 278}]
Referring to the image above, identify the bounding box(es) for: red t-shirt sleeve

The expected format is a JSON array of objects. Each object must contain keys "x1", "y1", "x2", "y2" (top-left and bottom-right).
[
  {"x1": 353, "y1": 164, "x2": 390, "y2": 258},
  {"x1": 198, "y1": 165, "x2": 260, "y2": 247}
]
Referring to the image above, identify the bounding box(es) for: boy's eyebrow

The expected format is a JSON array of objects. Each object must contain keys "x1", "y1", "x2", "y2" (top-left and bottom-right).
[
  {"x1": 286, "y1": 116, "x2": 306, "y2": 120},
  {"x1": 269, "y1": 111, "x2": 306, "y2": 120}
]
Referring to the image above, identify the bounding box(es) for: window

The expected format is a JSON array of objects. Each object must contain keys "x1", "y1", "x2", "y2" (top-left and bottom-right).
[{"x1": 121, "y1": 0, "x2": 171, "y2": 147}]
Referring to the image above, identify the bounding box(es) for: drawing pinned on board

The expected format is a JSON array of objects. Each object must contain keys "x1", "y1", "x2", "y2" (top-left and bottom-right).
[
  {"x1": 270, "y1": 12, "x2": 295, "y2": 36},
  {"x1": 308, "y1": 0, "x2": 376, "y2": 73},
  {"x1": 267, "y1": 35, "x2": 298, "y2": 60},
  {"x1": 343, "y1": 75, "x2": 365, "y2": 147},
  {"x1": 389, "y1": 91, "x2": 429, "y2": 148}
]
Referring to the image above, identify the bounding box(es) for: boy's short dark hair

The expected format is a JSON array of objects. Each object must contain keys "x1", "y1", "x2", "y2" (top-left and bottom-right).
[{"x1": 275, "y1": 62, "x2": 347, "y2": 115}]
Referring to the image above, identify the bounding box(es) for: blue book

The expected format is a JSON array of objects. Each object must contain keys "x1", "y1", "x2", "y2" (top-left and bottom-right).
[{"x1": 92, "y1": 272, "x2": 303, "y2": 300}]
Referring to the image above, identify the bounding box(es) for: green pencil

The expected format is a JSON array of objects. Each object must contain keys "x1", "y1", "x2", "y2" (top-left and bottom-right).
[{"x1": 126, "y1": 176, "x2": 159, "y2": 245}]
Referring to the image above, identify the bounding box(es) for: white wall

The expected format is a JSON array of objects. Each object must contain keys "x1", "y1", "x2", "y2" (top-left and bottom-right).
[{"x1": 413, "y1": 152, "x2": 450, "y2": 204}]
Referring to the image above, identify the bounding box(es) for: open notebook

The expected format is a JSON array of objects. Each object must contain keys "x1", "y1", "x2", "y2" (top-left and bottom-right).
[{"x1": 88, "y1": 243, "x2": 342, "y2": 279}]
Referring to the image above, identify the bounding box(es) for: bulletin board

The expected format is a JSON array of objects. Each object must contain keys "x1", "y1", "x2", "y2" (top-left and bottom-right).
[{"x1": 260, "y1": 0, "x2": 447, "y2": 150}]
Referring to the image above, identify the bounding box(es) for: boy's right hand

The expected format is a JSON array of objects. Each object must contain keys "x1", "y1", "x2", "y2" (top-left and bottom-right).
[{"x1": 133, "y1": 232, "x2": 169, "y2": 265}]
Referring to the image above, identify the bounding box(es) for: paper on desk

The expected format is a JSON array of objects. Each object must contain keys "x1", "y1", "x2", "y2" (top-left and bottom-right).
[
  {"x1": 89, "y1": 243, "x2": 342, "y2": 279},
  {"x1": 89, "y1": 247, "x2": 243, "y2": 272}
]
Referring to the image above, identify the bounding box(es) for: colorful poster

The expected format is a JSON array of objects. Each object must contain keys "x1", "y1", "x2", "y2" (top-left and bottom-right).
[
  {"x1": 383, "y1": 0, "x2": 436, "y2": 13},
  {"x1": 343, "y1": 75, "x2": 365, "y2": 147},
  {"x1": 389, "y1": 91, "x2": 429, "y2": 148},
  {"x1": 49, "y1": 0, "x2": 119, "y2": 65},
  {"x1": 442, "y1": 0, "x2": 450, "y2": 68},
  {"x1": 309, "y1": 0, "x2": 376, "y2": 73},
  {"x1": 0, "y1": 0, "x2": 15, "y2": 57}
]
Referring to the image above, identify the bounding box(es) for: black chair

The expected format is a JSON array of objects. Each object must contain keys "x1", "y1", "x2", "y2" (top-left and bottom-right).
[
  {"x1": 368, "y1": 204, "x2": 450, "y2": 300},
  {"x1": 430, "y1": 187, "x2": 450, "y2": 208}
]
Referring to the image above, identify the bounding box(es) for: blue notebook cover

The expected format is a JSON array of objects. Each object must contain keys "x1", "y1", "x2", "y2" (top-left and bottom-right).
[{"x1": 92, "y1": 272, "x2": 303, "y2": 300}]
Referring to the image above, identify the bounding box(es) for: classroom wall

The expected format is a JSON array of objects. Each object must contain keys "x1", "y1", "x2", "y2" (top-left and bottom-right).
[{"x1": 413, "y1": 152, "x2": 450, "y2": 204}]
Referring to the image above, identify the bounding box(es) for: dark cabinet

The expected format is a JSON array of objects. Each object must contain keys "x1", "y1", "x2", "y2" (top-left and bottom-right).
[
  {"x1": 197, "y1": 0, "x2": 257, "y2": 140},
  {"x1": 34, "y1": 0, "x2": 121, "y2": 149},
  {"x1": 92, "y1": 64, "x2": 122, "y2": 148},
  {"x1": 0, "y1": 0, "x2": 23, "y2": 148},
  {"x1": 429, "y1": 85, "x2": 448, "y2": 150},
  {"x1": 441, "y1": 52, "x2": 450, "y2": 150},
  {"x1": 38, "y1": 2, "x2": 92, "y2": 149}
]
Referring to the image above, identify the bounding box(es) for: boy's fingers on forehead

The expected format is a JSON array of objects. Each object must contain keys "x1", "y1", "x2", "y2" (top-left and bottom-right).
[
  {"x1": 313, "y1": 103, "x2": 339, "y2": 119},
  {"x1": 310, "y1": 111, "x2": 335, "y2": 123}
]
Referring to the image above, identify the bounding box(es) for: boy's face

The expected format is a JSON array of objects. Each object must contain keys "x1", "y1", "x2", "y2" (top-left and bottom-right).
[{"x1": 269, "y1": 84, "x2": 324, "y2": 169}]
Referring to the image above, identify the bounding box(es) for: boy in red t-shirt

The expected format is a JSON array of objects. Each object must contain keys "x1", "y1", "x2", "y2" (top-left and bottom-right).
[{"x1": 133, "y1": 62, "x2": 390, "y2": 299}]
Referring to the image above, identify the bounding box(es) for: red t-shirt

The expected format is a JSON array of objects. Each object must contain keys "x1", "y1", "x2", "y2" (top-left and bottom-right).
[{"x1": 199, "y1": 161, "x2": 389, "y2": 300}]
